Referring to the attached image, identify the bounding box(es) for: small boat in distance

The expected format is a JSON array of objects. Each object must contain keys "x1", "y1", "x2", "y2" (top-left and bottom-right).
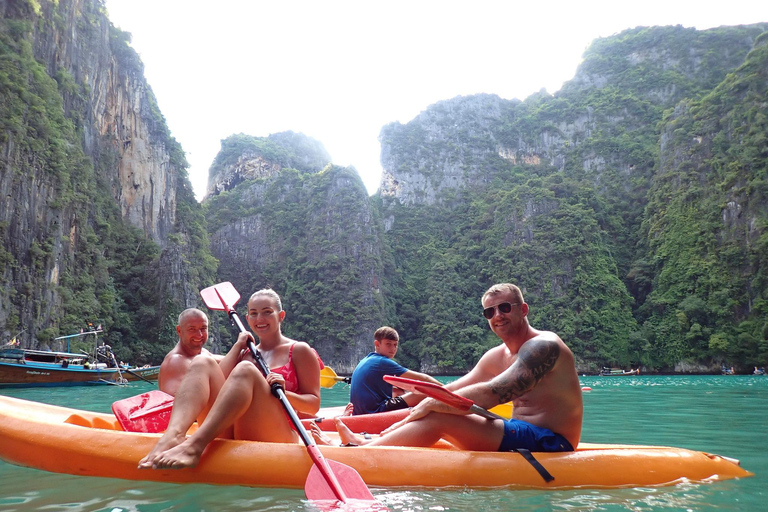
[
  {"x1": 0, "y1": 330, "x2": 159, "y2": 388},
  {"x1": 599, "y1": 367, "x2": 640, "y2": 376}
]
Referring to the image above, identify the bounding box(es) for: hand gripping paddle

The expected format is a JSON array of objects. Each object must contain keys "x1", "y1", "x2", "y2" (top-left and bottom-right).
[
  {"x1": 383, "y1": 375, "x2": 506, "y2": 420},
  {"x1": 200, "y1": 282, "x2": 375, "y2": 504}
]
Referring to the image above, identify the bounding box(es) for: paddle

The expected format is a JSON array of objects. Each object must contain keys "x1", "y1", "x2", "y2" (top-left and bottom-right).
[
  {"x1": 119, "y1": 365, "x2": 157, "y2": 385},
  {"x1": 320, "y1": 366, "x2": 350, "y2": 389},
  {"x1": 200, "y1": 282, "x2": 374, "y2": 504},
  {"x1": 107, "y1": 345, "x2": 155, "y2": 385},
  {"x1": 383, "y1": 375, "x2": 506, "y2": 420}
]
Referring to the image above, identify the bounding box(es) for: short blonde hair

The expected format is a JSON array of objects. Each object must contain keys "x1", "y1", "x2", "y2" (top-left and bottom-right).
[{"x1": 482, "y1": 283, "x2": 524, "y2": 305}]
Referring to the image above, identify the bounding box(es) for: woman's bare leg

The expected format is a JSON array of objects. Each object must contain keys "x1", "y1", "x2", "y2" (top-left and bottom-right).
[
  {"x1": 233, "y1": 364, "x2": 298, "y2": 443},
  {"x1": 149, "y1": 362, "x2": 297, "y2": 469},
  {"x1": 138, "y1": 357, "x2": 226, "y2": 468}
]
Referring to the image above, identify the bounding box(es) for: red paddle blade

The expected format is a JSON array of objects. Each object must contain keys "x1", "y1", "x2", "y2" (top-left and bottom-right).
[
  {"x1": 305, "y1": 459, "x2": 375, "y2": 502},
  {"x1": 112, "y1": 390, "x2": 174, "y2": 433},
  {"x1": 200, "y1": 282, "x2": 241, "y2": 311},
  {"x1": 383, "y1": 375, "x2": 473, "y2": 411}
]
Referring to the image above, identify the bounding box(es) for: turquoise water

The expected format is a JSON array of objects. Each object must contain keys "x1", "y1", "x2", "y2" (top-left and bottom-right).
[{"x1": 1, "y1": 375, "x2": 766, "y2": 511}]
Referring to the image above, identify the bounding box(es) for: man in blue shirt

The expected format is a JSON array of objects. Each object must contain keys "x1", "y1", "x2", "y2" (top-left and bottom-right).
[{"x1": 348, "y1": 326, "x2": 442, "y2": 415}]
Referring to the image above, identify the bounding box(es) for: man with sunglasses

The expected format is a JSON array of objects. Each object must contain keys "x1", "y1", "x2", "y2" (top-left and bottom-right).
[{"x1": 319, "y1": 283, "x2": 583, "y2": 454}]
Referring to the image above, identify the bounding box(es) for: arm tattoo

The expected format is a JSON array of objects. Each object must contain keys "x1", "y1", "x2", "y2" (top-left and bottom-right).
[{"x1": 490, "y1": 338, "x2": 560, "y2": 403}]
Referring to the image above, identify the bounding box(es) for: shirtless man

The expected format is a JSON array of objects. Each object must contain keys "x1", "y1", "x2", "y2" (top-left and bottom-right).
[
  {"x1": 158, "y1": 308, "x2": 218, "y2": 396},
  {"x1": 139, "y1": 289, "x2": 321, "y2": 470},
  {"x1": 316, "y1": 283, "x2": 583, "y2": 452}
]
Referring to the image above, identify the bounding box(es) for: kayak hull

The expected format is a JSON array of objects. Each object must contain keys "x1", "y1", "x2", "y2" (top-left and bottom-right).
[{"x1": 0, "y1": 395, "x2": 753, "y2": 490}]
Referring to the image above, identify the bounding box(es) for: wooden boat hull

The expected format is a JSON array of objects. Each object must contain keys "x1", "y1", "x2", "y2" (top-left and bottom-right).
[
  {"x1": 0, "y1": 361, "x2": 159, "y2": 387},
  {"x1": 0, "y1": 395, "x2": 753, "y2": 490}
]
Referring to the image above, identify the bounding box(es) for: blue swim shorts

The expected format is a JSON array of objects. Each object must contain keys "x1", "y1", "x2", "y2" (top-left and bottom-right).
[{"x1": 498, "y1": 419, "x2": 574, "y2": 452}]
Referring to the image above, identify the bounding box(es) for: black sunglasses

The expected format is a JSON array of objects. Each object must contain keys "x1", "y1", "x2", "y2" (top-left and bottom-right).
[{"x1": 482, "y1": 302, "x2": 521, "y2": 319}]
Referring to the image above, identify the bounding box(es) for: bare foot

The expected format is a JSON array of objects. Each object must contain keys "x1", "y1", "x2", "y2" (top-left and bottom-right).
[
  {"x1": 148, "y1": 438, "x2": 204, "y2": 469},
  {"x1": 138, "y1": 431, "x2": 187, "y2": 469},
  {"x1": 335, "y1": 418, "x2": 367, "y2": 446},
  {"x1": 310, "y1": 421, "x2": 334, "y2": 445}
]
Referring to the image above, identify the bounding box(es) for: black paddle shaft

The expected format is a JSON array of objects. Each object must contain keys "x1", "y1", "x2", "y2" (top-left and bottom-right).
[
  {"x1": 121, "y1": 366, "x2": 156, "y2": 385},
  {"x1": 227, "y1": 310, "x2": 315, "y2": 447}
]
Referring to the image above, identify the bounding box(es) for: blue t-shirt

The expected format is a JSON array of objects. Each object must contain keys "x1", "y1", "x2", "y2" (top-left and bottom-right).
[{"x1": 349, "y1": 352, "x2": 408, "y2": 415}]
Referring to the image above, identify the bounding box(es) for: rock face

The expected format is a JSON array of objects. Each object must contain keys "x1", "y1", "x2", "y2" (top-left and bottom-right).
[
  {"x1": 379, "y1": 94, "x2": 513, "y2": 208},
  {"x1": 379, "y1": 28, "x2": 765, "y2": 214},
  {"x1": 372, "y1": 24, "x2": 768, "y2": 373},
  {"x1": 205, "y1": 132, "x2": 332, "y2": 198},
  {"x1": 28, "y1": 0, "x2": 179, "y2": 244},
  {"x1": 205, "y1": 134, "x2": 385, "y2": 370},
  {"x1": 3, "y1": 5, "x2": 767, "y2": 373},
  {"x1": 0, "y1": 0, "x2": 200, "y2": 351}
]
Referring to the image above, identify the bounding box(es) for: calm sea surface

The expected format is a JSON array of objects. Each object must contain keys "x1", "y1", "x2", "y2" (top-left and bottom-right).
[{"x1": 1, "y1": 375, "x2": 766, "y2": 511}]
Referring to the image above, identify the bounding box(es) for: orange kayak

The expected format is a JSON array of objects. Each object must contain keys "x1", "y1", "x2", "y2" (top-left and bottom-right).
[{"x1": 0, "y1": 395, "x2": 753, "y2": 490}]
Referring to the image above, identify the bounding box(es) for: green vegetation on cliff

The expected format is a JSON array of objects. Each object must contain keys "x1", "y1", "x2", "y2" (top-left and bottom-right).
[
  {"x1": 373, "y1": 25, "x2": 768, "y2": 372},
  {"x1": 0, "y1": 2, "x2": 216, "y2": 363},
  {"x1": 639, "y1": 34, "x2": 768, "y2": 368},
  {"x1": 205, "y1": 161, "x2": 386, "y2": 366},
  {"x1": 3, "y1": 7, "x2": 767, "y2": 375}
]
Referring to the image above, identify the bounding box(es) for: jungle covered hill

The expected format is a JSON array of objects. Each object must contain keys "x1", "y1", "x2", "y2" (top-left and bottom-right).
[
  {"x1": 204, "y1": 25, "x2": 768, "y2": 374},
  {"x1": 1, "y1": 0, "x2": 767, "y2": 373}
]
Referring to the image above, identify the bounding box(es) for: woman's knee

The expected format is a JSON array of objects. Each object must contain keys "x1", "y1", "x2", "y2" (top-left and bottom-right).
[{"x1": 230, "y1": 361, "x2": 267, "y2": 384}]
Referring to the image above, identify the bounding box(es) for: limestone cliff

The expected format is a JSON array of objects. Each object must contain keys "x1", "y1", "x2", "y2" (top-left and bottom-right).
[
  {"x1": 373, "y1": 24, "x2": 768, "y2": 372},
  {"x1": 28, "y1": 0, "x2": 179, "y2": 243},
  {"x1": 204, "y1": 133, "x2": 385, "y2": 370},
  {"x1": 379, "y1": 26, "x2": 767, "y2": 213},
  {"x1": 205, "y1": 131, "x2": 332, "y2": 198},
  {"x1": 0, "y1": 0, "x2": 209, "y2": 356}
]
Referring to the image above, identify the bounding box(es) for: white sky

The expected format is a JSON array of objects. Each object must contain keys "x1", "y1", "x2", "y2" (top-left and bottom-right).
[{"x1": 103, "y1": 1, "x2": 767, "y2": 201}]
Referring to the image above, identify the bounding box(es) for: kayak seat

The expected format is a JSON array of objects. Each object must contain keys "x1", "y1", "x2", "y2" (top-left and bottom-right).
[
  {"x1": 93, "y1": 416, "x2": 122, "y2": 430},
  {"x1": 64, "y1": 414, "x2": 90, "y2": 427},
  {"x1": 64, "y1": 414, "x2": 122, "y2": 431}
]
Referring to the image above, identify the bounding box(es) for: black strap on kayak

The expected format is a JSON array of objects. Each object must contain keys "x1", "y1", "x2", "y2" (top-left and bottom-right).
[{"x1": 514, "y1": 448, "x2": 555, "y2": 482}]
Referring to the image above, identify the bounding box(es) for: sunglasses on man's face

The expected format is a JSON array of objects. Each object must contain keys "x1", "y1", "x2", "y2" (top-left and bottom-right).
[{"x1": 482, "y1": 302, "x2": 522, "y2": 319}]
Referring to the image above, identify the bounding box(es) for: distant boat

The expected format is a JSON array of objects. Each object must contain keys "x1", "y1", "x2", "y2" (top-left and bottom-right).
[
  {"x1": 0, "y1": 331, "x2": 159, "y2": 388},
  {"x1": 599, "y1": 367, "x2": 640, "y2": 376},
  {"x1": 0, "y1": 357, "x2": 160, "y2": 387},
  {"x1": 753, "y1": 367, "x2": 765, "y2": 376}
]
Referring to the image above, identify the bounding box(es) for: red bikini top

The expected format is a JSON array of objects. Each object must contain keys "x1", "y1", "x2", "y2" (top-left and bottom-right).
[{"x1": 244, "y1": 342, "x2": 324, "y2": 393}]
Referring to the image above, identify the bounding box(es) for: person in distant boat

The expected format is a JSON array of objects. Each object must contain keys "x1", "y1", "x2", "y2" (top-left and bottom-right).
[
  {"x1": 346, "y1": 326, "x2": 442, "y2": 415},
  {"x1": 157, "y1": 308, "x2": 219, "y2": 396},
  {"x1": 139, "y1": 289, "x2": 322, "y2": 470},
  {"x1": 313, "y1": 283, "x2": 583, "y2": 453}
]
